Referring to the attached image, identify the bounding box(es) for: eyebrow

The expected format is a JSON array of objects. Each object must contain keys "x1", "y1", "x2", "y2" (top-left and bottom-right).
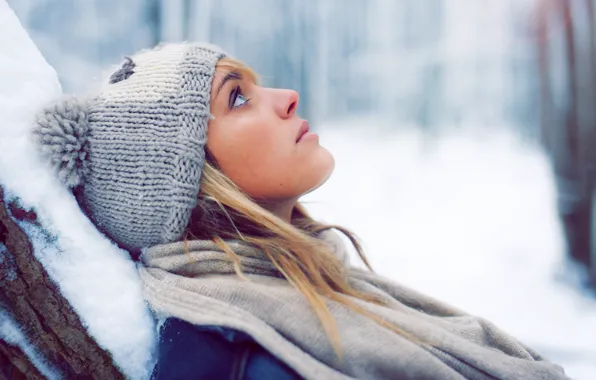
[{"x1": 215, "y1": 71, "x2": 243, "y2": 99}]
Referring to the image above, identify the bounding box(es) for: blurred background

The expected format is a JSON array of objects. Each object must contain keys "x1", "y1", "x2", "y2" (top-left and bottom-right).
[
  {"x1": 8, "y1": 0, "x2": 596, "y2": 378},
  {"x1": 7, "y1": 0, "x2": 541, "y2": 133}
]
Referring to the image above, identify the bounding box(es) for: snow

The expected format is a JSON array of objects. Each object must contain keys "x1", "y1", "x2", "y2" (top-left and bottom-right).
[
  {"x1": 0, "y1": 311, "x2": 60, "y2": 379},
  {"x1": 0, "y1": 1, "x2": 155, "y2": 379},
  {"x1": 304, "y1": 124, "x2": 596, "y2": 380},
  {"x1": 1, "y1": 1, "x2": 595, "y2": 379}
]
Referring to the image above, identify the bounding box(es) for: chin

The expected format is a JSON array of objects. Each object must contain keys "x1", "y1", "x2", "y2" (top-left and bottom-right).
[
  {"x1": 304, "y1": 148, "x2": 335, "y2": 193},
  {"x1": 319, "y1": 145, "x2": 335, "y2": 175}
]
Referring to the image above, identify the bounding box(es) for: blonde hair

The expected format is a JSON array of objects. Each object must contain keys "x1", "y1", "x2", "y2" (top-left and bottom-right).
[{"x1": 185, "y1": 57, "x2": 417, "y2": 357}]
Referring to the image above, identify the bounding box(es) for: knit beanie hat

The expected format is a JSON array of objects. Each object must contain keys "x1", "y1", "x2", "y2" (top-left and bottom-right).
[{"x1": 33, "y1": 42, "x2": 227, "y2": 252}]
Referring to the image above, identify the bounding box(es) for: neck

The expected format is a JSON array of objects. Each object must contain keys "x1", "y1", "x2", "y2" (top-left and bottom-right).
[{"x1": 260, "y1": 199, "x2": 297, "y2": 223}]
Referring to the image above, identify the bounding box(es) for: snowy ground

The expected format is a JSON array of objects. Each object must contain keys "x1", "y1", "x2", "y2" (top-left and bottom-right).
[{"x1": 304, "y1": 123, "x2": 596, "y2": 380}]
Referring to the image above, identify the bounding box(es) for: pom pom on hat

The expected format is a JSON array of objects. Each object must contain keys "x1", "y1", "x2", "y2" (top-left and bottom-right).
[{"x1": 34, "y1": 98, "x2": 90, "y2": 188}]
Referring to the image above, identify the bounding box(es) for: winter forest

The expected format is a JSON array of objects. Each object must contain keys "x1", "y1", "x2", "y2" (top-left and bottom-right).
[
  {"x1": 7, "y1": 0, "x2": 540, "y2": 131},
  {"x1": 1, "y1": 0, "x2": 596, "y2": 379}
]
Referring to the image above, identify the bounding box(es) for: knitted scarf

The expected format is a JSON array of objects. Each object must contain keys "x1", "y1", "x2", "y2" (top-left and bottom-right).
[{"x1": 137, "y1": 232, "x2": 569, "y2": 380}]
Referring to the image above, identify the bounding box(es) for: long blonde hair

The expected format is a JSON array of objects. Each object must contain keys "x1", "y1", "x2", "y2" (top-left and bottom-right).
[{"x1": 185, "y1": 57, "x2": 416, "y2": 357}]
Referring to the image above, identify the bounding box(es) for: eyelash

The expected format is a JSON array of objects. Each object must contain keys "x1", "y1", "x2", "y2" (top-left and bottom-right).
[{"x1": 229, "y1": 85, "x2": 250, "y2": 110}]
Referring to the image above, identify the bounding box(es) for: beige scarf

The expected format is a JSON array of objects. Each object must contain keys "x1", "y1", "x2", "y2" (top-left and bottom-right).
[{"x1": 137, "y1": 231, "x2": 569, "y2": 380}]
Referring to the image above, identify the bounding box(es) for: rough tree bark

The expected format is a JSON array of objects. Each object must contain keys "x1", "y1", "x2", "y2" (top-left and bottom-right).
[
  {"x1": 0, "y1": 186, "x2": 124, "y2": 379},
  {"x1": 0, "y1": 340, "x2": 45, "y2": 380}
]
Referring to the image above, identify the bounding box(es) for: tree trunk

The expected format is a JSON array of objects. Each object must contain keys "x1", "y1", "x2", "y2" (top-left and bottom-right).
[
  {"x1": 561, "y1": 0, "x2": 579, "y2": 165},
  {"x1": 535, "y1": 0, "x2": 553, "y2": 149},
  {"x1": 0, "y1": 186, "x2": 124, "y2": 379},
  {"x1": 0, "y1": 339, "x2": 45, "y2": 380}
]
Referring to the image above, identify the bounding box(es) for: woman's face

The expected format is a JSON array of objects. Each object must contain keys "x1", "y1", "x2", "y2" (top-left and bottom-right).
[{"x1": 207, "y1": 66, "x2": 335, "y2": 202}]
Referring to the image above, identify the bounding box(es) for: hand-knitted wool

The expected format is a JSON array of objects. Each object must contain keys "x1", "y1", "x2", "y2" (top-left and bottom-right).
[
  {"x1": 34, "y1": 43, "x2": 227, "y2": 251},
  {"x1": 138, "y1": 231, "x2": 571, "y2": 380}
]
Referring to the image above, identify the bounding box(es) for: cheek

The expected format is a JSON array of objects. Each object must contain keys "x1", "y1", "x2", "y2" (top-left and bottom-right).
[
  {"x1": 207, "y1": 113, "x2": 291, "y2": 194},
  {"x1": 207, "y1": 114, "x2": 335, "y2": 200}
]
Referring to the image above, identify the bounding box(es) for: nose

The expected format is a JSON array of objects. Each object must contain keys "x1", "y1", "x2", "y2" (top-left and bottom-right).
[{"x1": 271, "y1": 88, "x2": 299, "y2": 119}]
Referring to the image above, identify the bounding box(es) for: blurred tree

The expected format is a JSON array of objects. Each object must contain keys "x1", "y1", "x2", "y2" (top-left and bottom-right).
[{"x1": 536, "y1": 0, "x2": 596, "y2": 284}]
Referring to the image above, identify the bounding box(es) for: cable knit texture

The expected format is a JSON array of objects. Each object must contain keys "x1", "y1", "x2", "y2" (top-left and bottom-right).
[
  {"x1": 138, "y1": 231, "x2": 570, "y2": 380},
  {"x1": 34, "y1": 43, "x2": 226, "y2": 251}
]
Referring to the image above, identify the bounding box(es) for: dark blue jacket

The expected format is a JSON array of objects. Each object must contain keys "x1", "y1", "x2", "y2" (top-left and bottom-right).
[{"x1": 150, "y1": 318, "x2": 302, "y2": 380}]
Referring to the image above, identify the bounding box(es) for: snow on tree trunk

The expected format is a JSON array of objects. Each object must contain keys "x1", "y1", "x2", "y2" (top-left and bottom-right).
[{"x1": 0, "y1": 186, "x2": 124, "y2": 379}]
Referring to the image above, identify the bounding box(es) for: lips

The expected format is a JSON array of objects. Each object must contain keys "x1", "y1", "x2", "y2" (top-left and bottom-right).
[{"x1": 296, "y1": 120, "x2": 310, "y2": 142}]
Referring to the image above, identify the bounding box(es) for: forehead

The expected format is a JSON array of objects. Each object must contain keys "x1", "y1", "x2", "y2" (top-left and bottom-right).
[
  {"x1": 210, "y1": 65, "x2": 259, "y2": 101},
  {"x1": 215, "y1": 58, "x2": 258, "y2": 83}
]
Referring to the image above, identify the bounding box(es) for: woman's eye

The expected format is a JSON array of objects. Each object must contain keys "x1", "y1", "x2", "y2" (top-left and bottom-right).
[
  {"x1": 229, "y1": 86, "x2": 249, "y2": 109},
  {"x1": 233, "y1": 93, "x2": 248, "y2": 108}
]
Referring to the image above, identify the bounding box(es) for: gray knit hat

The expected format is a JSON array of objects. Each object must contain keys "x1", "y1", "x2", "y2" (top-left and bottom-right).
[{"x1": 34, "y1": 42, "x2": 227, "y2": 251}]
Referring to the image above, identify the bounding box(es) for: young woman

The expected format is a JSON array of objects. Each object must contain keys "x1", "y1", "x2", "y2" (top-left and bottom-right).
[{"x1": 34, "y1": 42, "x2": 570, "y2": 380}]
